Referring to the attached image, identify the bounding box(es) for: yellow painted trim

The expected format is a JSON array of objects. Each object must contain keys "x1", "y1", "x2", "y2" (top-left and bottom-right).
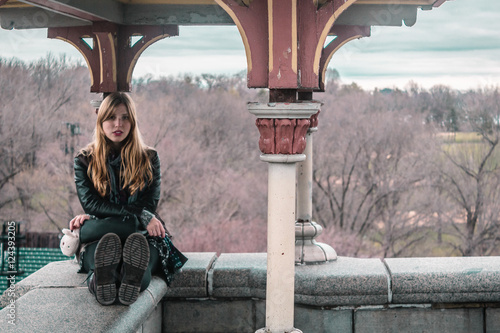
[
  {"x1": 1, "y1": 1, "x2": 32, "y2": 8},
  {"x1": 54, "y1": 36, "x2": 94, "y2": 86},
  {"x1": 214, "y1": 0, "x2": 252, "y2": 73},
  {"x1": 96, "y1": 36, "x2": 104, "y2": 84},
  {"x1": 116, "y1": 0, "x2": 434, "y2": 5},
  {"x1": 355, "y1": 0, "x2": 434, "y2": 5},
  {"x1": 268, "y1": 0, "x2": 273, "y2": 73},
  {"x1": 96, "y1": 33, "x2": 117, "y2": 85},
  {"x1": 313, "y1": 0, "x2": 356, "y2": 76},
  {"x1": 109, "y1": 34, "x2": 117, "y2": 84},
  {"x1": 291, "y1": 0, "x2": 297, "y2": 74},
  {"x1": 321, "y1": 35, "x2": 362, "y2": 85},
  {"x1": 117, "y1": 0, "x2": 216, "y2": 4}
]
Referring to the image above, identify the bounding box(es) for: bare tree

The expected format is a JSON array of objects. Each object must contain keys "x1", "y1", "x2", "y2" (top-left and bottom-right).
[
  {"x1": 0, "y1": 55, "x2": 90, "y2": 229},
  {"x1": 135, "y1": 76, "x2": 267, "y2": 253},
  {"x1": 435, "y1": 89, "x2": 500, "y2": 256},
  {"x1": 313, "y1": 88, "x2": 435, "y2": 257}
]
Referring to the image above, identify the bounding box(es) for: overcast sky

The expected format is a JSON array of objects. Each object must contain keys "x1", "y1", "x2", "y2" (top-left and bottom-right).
[{"x1": 0, "y1": 0, "x2": 498, "y2": 91}]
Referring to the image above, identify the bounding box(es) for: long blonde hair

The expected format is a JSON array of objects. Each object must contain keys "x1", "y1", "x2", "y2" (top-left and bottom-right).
[{"x1": 82, "y1": 92, "x2": 153, "y2": 197}]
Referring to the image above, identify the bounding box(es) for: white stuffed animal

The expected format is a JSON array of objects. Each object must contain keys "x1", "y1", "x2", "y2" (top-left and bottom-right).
[{"x1": 60, "y1": 228, "x2": 80, "y2": 257}]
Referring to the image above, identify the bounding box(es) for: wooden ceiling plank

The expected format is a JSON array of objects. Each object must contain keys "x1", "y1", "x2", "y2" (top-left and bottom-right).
[{"x1": 18, "y1": 0, "x2": 123, "y2": 23}]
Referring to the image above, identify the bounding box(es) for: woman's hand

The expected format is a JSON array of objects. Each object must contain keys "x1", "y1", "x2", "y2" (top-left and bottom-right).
[
  {"x1": 147, "y1": 217, "x2": 166, "y2": 238},
  {"x1": 69, "y1": 214, "x2": 90, "y2": 230}
]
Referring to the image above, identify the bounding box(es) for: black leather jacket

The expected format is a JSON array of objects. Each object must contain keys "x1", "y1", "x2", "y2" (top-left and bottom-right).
[{"x1": 73, "y1": 149, "x2": 161, "y2": 226}]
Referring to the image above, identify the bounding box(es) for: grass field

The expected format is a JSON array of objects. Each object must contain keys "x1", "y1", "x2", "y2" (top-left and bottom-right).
[
  {"x1": 439, "y1": 131, "x2": 500, "y2": 168},
  {"x1": 438, "y1": 132, "x2": 483, "y2": 143}
]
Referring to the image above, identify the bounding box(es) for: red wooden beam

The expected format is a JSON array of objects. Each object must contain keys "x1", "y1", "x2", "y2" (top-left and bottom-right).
[
  {"x1": 432, "y1": 0, "x2": 447, "y2": 7},
  {"x1": 268, "y1": 0, "x2": 297, "y2": 89}
]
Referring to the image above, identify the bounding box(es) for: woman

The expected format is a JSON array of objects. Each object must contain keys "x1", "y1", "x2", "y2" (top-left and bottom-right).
[{"x1": 69, "y1": 92, "x2": 186, "y2": 306}]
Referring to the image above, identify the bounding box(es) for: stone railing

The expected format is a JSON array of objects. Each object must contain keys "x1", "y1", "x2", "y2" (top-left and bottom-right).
[{"x1": 1, "y1": 253, "x2": 499, "y2": 332}]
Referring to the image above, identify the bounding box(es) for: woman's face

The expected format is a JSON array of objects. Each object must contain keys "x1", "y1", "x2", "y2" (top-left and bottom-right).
[{"x1": 102, "y1": 104, "x2": 132, "y2": 148}]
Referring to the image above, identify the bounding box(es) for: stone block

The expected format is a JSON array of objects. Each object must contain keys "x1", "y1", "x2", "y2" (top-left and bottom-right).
[
  {"x1": 294, "y1": 306, "x2": 352, "y2": 333},
  {"x1": 486, "y1": 308, "x2": 500, "y2": 333},
  {"x1": 164, "y1": 252, "x2": 217, "y2": 298},
  {"x1": 255, "y1": 299, "x2": 266, "y2": 328},
  {"x1": 295, "y1": 257, "x2": 390, "y2": 306},
  {"x1": 163, "y1": 299, "x2": 257, "y2": 333},
  {"x1": 141, "y1": 303, "x2": 162, "y2": 333},
  {"x1": 385, "y1": 256, "x2": 500, "y2": 303},
  {"x1": 355, "y1": 307, "x2": 483, "y2": 333},
  {"x1": 211, "y1": 253, "x2": 267, "y2": 298}
]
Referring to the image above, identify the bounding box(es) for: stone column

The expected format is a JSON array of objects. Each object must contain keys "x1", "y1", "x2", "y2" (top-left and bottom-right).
[
  {"x1": 295, "y1": 111, "x2": 337, "y2": 264},
  {"x1": 249, "y1": 102, "x2": 318, "y2": 333}
]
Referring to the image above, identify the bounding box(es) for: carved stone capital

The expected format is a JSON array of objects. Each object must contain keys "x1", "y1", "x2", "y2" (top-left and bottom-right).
[
  {"x1": 255, "y1": 118, "x2": 310, "y2": 155},
  {"x1": 249, "y1": 102, "x2": 320, "y2": 155}
]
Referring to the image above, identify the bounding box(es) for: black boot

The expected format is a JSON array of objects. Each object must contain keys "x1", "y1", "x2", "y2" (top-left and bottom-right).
[
  {"x1": 87, "y1": 271, "x2": 97, "y2": 296},
  {"x1": 93, "y1": 233, "x2": 122, "y2": 305},
  {"x1": 118, "y1": 233, "x2": 150, "y2": 305}
]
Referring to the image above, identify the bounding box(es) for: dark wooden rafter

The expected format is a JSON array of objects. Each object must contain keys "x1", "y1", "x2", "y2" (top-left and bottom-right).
[
  {"x1": 48, "y1": 23, "x2": 178, "y2": 93},
  {"x1": 269, "y1": 89, "x2": 297, "y2": 103},
  {"x1": 318, "y1": 24, "x2": 370, "y2": 91},
  {"x1": 0, "y1": 0, "x2": 8, "y2": 6}
]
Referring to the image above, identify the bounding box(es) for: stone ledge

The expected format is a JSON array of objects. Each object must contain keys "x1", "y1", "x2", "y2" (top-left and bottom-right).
[
  {"x1": 173, "y1": 254, "x2": 500, "y2": 307},
  {"x1": 385, "y1": 256, "x2": 500, "y2": 303},
  {"x1": 0, "y1": 259, "x2": 168, "y2": 333},
  {"x1": 164, "y1": 252, "x2": 217, "y2": 298},
  {"x1": 0, "y1": 286, "x2": 163, "y2": 332},
  {"x1": 2, "y1": 253, "x2": 500, "y2": 332},
  {"x1": 209, "y1": 255, "x2": 390, "y2": 306},
  {"x1": 210, "y1": 253, "x2": 267, "y2": 299},
  {"x1": 0, "y1": 260, "x2": 86, "y2": 309},
  {"x1": 295, "y1": 257, "x2": 389, "y2": 306}
]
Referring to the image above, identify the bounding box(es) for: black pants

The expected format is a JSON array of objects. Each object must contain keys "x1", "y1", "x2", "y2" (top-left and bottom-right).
[{"x1": 82, "y1": 240, "x2": 160, "y2": 291}]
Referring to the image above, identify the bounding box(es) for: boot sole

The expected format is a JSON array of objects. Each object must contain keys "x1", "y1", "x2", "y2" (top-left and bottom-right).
[
  {"x1": 119, "y1": 233, "x2": 150, "y2": 305},
  {"x1": 94, "y1": 233, "x2": 122, "y2": 305}
]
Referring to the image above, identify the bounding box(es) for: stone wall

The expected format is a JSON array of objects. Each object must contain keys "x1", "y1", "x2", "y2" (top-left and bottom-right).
[{"x1": 1, "y1": 253, "x2": 499, "y2": 332}]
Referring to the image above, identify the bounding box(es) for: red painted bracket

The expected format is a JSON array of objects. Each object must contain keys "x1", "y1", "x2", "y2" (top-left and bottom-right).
[
  {"x1": 48, "y1": 23, "x2": 178, "y2": 93},
  {"x1": 318, "y1": 25, "x2": 370, "y2": 91},
  {"x1": 216, "y1": 0, "x2": 360, "y2": 91}
]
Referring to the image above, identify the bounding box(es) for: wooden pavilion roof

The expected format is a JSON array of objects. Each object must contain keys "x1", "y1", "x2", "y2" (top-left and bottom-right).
[
  {"x1": 0, "y1": 0, "x2": 449, "y2": 93},
  {"x1": 1, "y1": 0, "x2": 446, "y2": 29}
]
